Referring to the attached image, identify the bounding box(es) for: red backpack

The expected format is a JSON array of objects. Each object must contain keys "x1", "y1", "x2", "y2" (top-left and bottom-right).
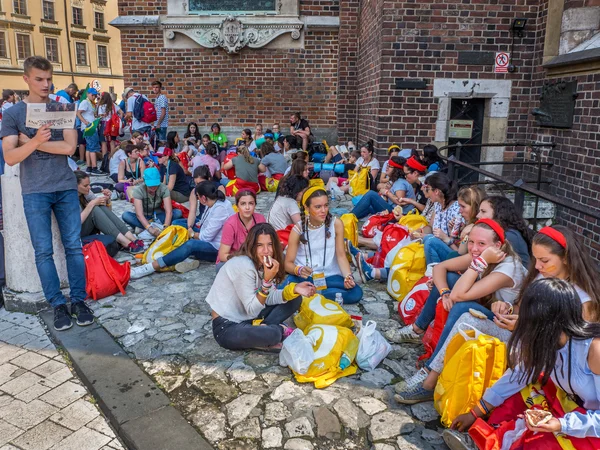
[
  {"x1": 361, "y1": 212, "x2": 395, "y2": 238},
  {"x1": 380, "y1": 223, "x2": 409, "y2": 257},
  {"x1": 83, "y1": 240, "x2": 131, "y2": 301},
  {"x1": 133, "y1": 94, "x2": 157, "y2": 124},
  {"x1": 398, "y1": 275, "x2": 431, "y2": 325}
]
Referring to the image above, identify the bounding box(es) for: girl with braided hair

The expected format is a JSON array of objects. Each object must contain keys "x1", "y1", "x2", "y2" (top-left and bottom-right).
[{"x1": 282, "y1": 187, "x2": 363, "y2": 304}]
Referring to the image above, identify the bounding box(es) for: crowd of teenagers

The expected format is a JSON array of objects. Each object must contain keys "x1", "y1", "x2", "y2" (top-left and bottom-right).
[{"x1": 2, "y1": 56, "x2": 600, "y2": 446}]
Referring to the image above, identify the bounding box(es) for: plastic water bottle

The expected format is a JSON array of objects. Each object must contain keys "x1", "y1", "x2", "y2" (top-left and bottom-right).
[
  {"x1": 335, "y1": 293, "x2": 344, "y2": 307},
  {"x1": 339, "y1": 353, "x2": 351, "y2": 370}
]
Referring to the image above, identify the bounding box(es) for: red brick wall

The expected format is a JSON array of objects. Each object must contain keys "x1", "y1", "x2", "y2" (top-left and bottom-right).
[
  {"x1": 337, "y1": 0, "x2": 360, "y2": 143},
  {"x1": 118, "y1": 0, "x2": 343, "y2": 134}
]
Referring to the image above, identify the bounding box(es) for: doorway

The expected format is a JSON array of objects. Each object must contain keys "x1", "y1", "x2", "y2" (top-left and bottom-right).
[{"x1": 447, "y1": 98, "x2": 485, "y2": 183}]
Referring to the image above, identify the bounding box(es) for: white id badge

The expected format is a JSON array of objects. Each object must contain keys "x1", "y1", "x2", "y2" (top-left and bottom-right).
[{"x1": 313, "y1": 272, "x2": 327, "y2": 291}]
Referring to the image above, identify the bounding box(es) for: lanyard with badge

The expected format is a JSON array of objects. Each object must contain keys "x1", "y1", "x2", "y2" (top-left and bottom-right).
[{"x1": 306, "y1": 225, "x2": 327, "y2": 290}]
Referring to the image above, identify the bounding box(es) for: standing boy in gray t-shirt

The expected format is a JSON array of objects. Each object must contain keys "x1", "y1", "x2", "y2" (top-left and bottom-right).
[{"x1": 0, "y1": 56, "x2": 94, "y2": 331}]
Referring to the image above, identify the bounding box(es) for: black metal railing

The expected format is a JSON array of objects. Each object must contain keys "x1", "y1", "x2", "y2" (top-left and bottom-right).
[{"x1": 437, "y1": 142, "x2": 600, "y2": 228}]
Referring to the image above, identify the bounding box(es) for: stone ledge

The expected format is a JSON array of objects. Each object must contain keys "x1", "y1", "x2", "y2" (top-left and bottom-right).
[{"x1": 109, "y1": 15, "x2": 160, "y2": 28}]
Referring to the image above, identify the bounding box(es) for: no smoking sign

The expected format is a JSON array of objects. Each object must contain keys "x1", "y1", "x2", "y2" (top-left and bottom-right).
[{"x1": 495, "y1": 52, "x2": 510, "y2": 73}]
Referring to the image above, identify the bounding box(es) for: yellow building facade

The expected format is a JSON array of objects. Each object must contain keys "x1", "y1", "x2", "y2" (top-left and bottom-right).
[{"x1": 0, "y1": 0, "x2": 123, "y2": 96}]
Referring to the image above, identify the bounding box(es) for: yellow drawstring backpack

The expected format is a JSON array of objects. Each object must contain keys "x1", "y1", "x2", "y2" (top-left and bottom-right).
[
  {"x1": 348, "y1": 166, "x2": 370, "y2": 197},
  {"x1": 294, "y1": 324, "x2": 359, "y2": 389},
  {"x1": 142, "y1": 225, "x2": 189, "y2": 271},
  {"x1": 399, "y1": 210, "x2": 429, "y2": 232},
  {"x1": 386, "y1": 240, "x2": 426, "y2": 301},
  {"x1": 340, "y1": 213, "x2": 359, "y2": 247},
  {"x1": 434, "y1": 324, "x2": 507, "y2": 427},
  {"x1": 294, "y1": 294, "x2": 354, "y2": 331}
]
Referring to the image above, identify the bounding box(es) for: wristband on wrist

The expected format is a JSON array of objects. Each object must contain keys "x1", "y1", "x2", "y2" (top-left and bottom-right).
[
  {"x1": 439, "y1": 288, "x2": 451, "y2": 297},
  {"x1": 479, "y1": 399, "x2": 490, "y2": 415},
  {"x1": 469, "y1": 256, "x2": 488, "y2": 274},
  {"x1": 470, "y1": 409, "x2": 480, "y2": 420}
]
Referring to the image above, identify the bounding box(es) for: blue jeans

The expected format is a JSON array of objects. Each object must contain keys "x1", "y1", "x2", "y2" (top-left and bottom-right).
[
  {"x1": 352, "y1": 190, "x2": 392, "y2": 219},
  {"x1": 84, "y1": 131, "x2": 100, "y2": 153},
  {"x1": 280, "y1": 274, "x2": 363, "y2": 304},
  {"x1": 158, "y1": 239, "x2": 218, "y2": 266},
  {"x1": 172, "y1": 218, "x2": 199, "y2": 232},
  {"x1": 414, "y1": 271, "x2": 461, "y2": 331},
  {"x1": 22, "y1": 190, "x2": 86, "y2": 308},
  {"x1": 156, "y1": 127, "x2": 167, "y2": 141},
  {"x1": 133, "y1": 126, "x2": 152, "y2": 135},
  {"x1": 424, "y1": 234, "x2": 454, "y2": 265},
  {"x1": 121, "y1": 209, "x2": 182, "y2": 229},
  {"x1": 425, "y1": 301, "x2": 494, "y2": 370}
]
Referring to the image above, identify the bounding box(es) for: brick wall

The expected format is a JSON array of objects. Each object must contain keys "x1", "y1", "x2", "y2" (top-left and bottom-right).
[
  {"x1": 117, "y1": 0, "x2": 342, "y2": 135},
  {"x1": 354, "y1": 0, "x2": 540, "y2": 158}
]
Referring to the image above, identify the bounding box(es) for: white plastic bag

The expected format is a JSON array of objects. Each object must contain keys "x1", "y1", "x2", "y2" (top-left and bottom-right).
[
  {"x1": 356, "y1": 320, "x2": 392, "y2": 371},
  {"x1": 279, "y1": 329, "x2": 315, "y2": 374}
]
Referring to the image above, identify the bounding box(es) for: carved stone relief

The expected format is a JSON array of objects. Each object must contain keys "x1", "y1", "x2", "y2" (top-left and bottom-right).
[{"x1": 164, "y1": 15, "x2": 302, "y2": 53}]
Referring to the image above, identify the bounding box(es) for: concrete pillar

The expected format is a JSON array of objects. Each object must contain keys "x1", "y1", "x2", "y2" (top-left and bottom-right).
[{"x1": 2, "y1": 163, "x2": 69, "y2": 312}]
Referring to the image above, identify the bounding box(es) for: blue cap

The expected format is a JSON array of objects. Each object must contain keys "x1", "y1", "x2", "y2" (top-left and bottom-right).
[
  {"x1": 143, "y1": 167, "x2": 161, "y2": 187},
  {"x1": 264, "y1": 132, "x2": 274, "y2": 139},
  {"x1": 87, "y1": 88, "x2": 99, "y2": 96}
]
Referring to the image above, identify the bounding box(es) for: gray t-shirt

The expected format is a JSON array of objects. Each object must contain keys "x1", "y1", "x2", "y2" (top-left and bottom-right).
[
  {"x1": 0, "y1": 101, "x2": 77, "y2": 195},
  {"x1": 232, "y1": 155, "x2": 260, "y2": 184},
  {"x1": 261, "y1": 152, "x2": 287, "y2": 176}
]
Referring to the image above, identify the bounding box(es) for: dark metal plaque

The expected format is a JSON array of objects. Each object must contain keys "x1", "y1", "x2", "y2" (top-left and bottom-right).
[
  {"x1": 395, "y1": 79, "x2": 427, "y2": 90},
  {"x1": 189, "y1": 0, "x2": 276, "y2": 12},
  {"x1": 457, "y1": 51, "x2": 495, "y2": 65},
  {"x1": 533, "y1": 80, "x2": 578, "y2": 129}
]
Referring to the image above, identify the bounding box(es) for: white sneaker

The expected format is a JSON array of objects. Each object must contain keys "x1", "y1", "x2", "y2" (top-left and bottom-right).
[
  {"x1": 174, "y1": 258, "x2": 200, "y2": 274},
  {"x1": 385, "y1": 324, "x2": 422, "y2": 344},
  {"x1": 394, "y1": 367, "x2": 429, "y2": 393},
  {"x1": 130, "y1": 263, "x2": 156, "y2": 279}
]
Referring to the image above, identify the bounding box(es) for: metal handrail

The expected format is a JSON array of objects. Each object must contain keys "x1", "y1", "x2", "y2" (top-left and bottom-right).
[{"x1": 436, "y1": 142, "x2": 600, "y2": 225}]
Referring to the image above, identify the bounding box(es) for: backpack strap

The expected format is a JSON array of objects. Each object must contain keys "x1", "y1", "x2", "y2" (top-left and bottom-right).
[{"x1": 97, "y1": 243, "x2": 127, "y2": 295}]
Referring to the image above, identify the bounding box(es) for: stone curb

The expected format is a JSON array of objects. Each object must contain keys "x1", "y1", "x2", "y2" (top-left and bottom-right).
[{"x1": 39, "y1": 309, "x2": 213, "y2": 450}]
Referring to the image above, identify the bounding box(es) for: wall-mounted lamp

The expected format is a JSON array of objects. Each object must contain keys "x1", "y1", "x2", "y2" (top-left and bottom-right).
[
  {"x1": 507, "y1": 18, "x2": 528, "y2": 72},
  {"x1": 511, "y1": 18, "x2": 528, "y2": 38}
]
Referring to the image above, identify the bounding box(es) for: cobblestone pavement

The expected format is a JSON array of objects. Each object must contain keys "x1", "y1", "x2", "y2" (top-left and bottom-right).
[
  {"x1": 0, "y1": 308, "x2": 124, "y2": 450},
  {"x1": 87, "y1": 188, "x2": 449, "y2": 450}
]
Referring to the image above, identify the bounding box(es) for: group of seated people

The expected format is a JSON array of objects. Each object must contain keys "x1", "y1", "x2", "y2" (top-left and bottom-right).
[{"x1": 80, "y1": 125, "x2": 600, "y2": 443}]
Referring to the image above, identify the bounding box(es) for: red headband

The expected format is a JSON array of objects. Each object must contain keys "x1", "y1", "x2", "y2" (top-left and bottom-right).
[
  {"x1": 406, "y1": 156, "x2": 427, "y2": 172},
  {"x1": 475, "y1": 218, "x2": 505, "y2": 244},
  {"x1": 538, "y1": 226, "x2": 567, "y2": 248},
  {"x1": 388, "y1": 159, "x2": 404, "y2": 169}
]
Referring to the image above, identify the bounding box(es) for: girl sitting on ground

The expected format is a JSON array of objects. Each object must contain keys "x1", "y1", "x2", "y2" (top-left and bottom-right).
[
  {"x1": 477, "y1": 195, "x2": 533, "y2": 267},
  {"x1": 445, "y1": 278, "x2": 600, "y2": 449},
  {"x1": 130, "y1": 181, "x2": 234, "y2": 278},
  {"x1": 157, "y1": 148, "x2": 192, "y2": 204},
  {"x1": 391, "y1": 219, "x2": 526, "y2": 404},
  {"x1": 191, "y1": 142, "x2": 221, "y2": 180},
  {"x1": 377, "y1": 145, "x2": 401, "y2": 190},
  {"x1": 115, "y1": 144, "x2": 146, "y2": 198},
  {"x1": 284, "y1": 151, "x2": 309, "y2": 176},
  {"x1": 396, "y1": 225, "x2": 600, "y2": 408},
  {"x1": 351, "y1": 156, "x2": 425, "y2": 219},
  {"x1": 268, "y1": 175, "x2": 309, "y2": 231},
  {"x1": 417, "y1": 172, "x2": 465, "y2": 264},
  {"x1": 206, "y1": 223, "x2": 316, "y2": 351},
  {"x1": 76, "y1": 171, "x2": 144, "y2": 253},
  {"x1": 282, "y1": 187, "x2": 363, "y2": 304},
  {"x1": 422, "y1": 185, "x2": 486, "y2": 263},
  {"x1": 327, "y1": 140, "x2": 380, "y2": 194},
  {"x1": 258, "y1": 141, "x2": 287, "y2": 191},
  {"x1": 121, "y1": 167, "x2": 182, "y2": 236},
  {"x1": 217, "y1": 190, "x2": 266, "y2": 270},
  {"x1": 422, "y1": 144, "x2": 445, "y2": 172},
  {"x1": 223, "y1": 144, "x2": 262, "y2": 194}
]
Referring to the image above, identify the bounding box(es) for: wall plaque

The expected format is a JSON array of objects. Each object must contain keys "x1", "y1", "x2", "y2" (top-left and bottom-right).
[
  {"x1": 457, "y1": 51, "x2": 495, "y2": 66},
  {"x1": 532, "y1": 80, "x2": 578, "y2": 128},
  {"x1": 189, "y1": 0, "x2": 276, "y2": 13},
  {"x1": 395, "y1": 78, "x2": 427, "y2": 90}
]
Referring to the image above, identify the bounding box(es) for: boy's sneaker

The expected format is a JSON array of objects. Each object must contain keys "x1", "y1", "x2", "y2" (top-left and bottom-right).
[
  {"x1": 126, "y1": 241, "x2": 145, "y2": 254},
  {"x1": 174, "y1": 258, "x2": 200, "y2": 274},
  {"x1": 130, "y1": 263, "x2": 156, "y2": 279},
  {"x1": 71, "y1": 302, "x2": 95, "y2": 326},
  {"x1": 394, "y1": 367, "x2": 429, "y2": 393},
  {"x1": 53, "y1": 304, "x2": 73, "y2": 331},
  {"x1": 355, "y1": 253, "x2": 373, "y2": 283},
  {"x1": 442, "y1": 429, "x2": 477, "y2": 450},
  {"x1": 90, "y1": 168, "x2": 103, "y2": 176},
  {"x1": 345, "y1": 239, "x2": 361, "y2": 259},
  {"x1": 394, "y1": 384, "x2": 434, "y2": 405},
  {"x1": 85, "y1": 166, "x2": 92, "y2": 173},
  {"x1": 385, "y1": 324, "x2": 422, "y2": 344}
]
